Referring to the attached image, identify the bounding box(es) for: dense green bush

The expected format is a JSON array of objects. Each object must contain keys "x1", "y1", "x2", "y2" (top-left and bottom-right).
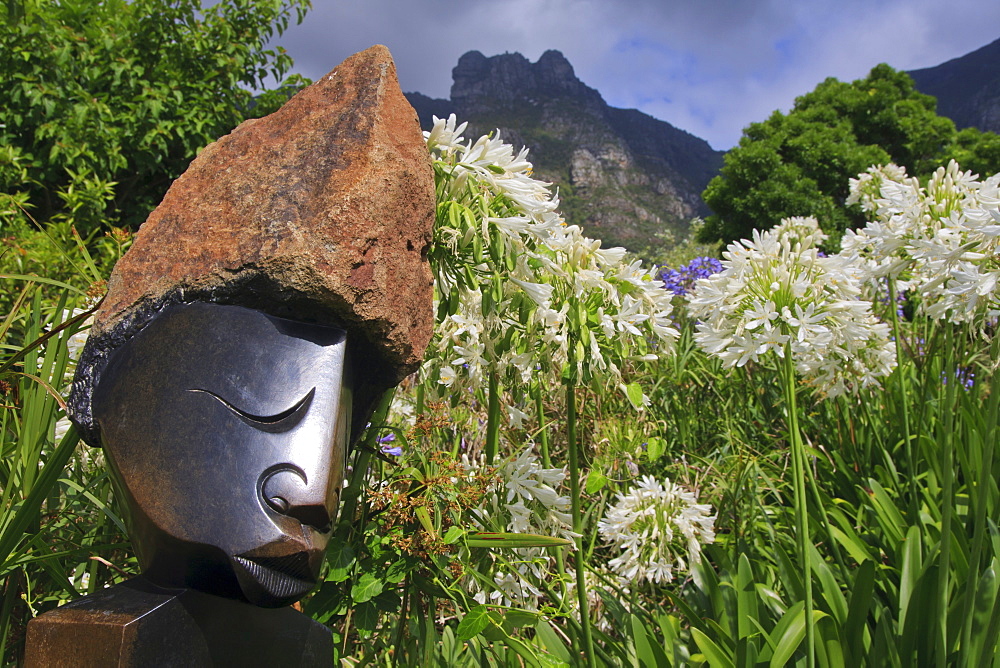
[{"x1": 0, "y1": 0, "x2": 309, "y2": 234}]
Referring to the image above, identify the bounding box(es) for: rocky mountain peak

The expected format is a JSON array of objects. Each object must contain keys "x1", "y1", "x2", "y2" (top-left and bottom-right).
[
  {"x1": 451, "y1": 49, "x2": 602, "y2": 115},
  {"x1": 535, "y1": 49, "x2": 582, "y2": 92}
]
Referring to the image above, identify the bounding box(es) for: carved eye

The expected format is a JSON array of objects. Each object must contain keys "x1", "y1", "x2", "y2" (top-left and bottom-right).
[{"x1": 188, "y1": 388, "x2": 315, "y2": 433}]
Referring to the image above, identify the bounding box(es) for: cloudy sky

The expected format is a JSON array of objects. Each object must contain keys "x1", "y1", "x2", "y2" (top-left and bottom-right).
[{"x1": 271, "y1": 1, "x2": 1000, "y2": 150}]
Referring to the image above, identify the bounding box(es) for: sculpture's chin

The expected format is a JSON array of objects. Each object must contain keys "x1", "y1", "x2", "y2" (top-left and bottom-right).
[{"x1": 231, "y1": 551, "x2": 319, "y2": 608}]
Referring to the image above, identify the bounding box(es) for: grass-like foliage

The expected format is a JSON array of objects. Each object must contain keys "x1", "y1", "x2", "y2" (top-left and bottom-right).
[{"x1": 0, "y1": 215, "x2": 133, "y2": 663}]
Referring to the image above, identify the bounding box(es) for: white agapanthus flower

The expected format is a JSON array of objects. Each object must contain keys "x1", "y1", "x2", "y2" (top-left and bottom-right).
[
  {"x1": 425, "y1": 114, "x2": 678, "y2": 403},
  {"x1": 597, "y1": 475, "x2": 716, "y2": 585},
  {"x1": 688, "y1": 216, "x2": 896, "y2": 397},
  {"x1": 54, "y1": 416, "x2": 73, "y2": 443},
  {"x1": 843, "y1": 160, "x2": 1000, "y2": 326},
  {"x1": 495, "y1": 448, "x2": 575, "y2": 541},
  {"x1": 64, "y1": 311, "x2": 93, "y2": 362},
  {"x1": 464, "y1": 447, "x2": 576, "y2": 609},
  {"x1": 478, "y1": 568, "x2": 545, "y2": 607}
]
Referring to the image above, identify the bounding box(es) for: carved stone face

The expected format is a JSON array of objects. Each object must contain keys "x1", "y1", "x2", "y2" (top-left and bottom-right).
[{"x1": 91, "y1": 303, "x2": 351, "y2": 608}]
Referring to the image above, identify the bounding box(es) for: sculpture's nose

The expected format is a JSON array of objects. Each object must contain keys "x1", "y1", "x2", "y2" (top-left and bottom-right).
[{"x1": 260, "y1": 465, "x2": 333, "y2": 532}]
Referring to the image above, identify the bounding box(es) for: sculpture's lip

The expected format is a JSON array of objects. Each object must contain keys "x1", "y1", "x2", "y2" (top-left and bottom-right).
[
  {"x1": 235, "y1": 537, "x2": 325, "y2": 577},
  {"x1": 233, "y1": 551, "x2": 314, "y2": 581},
  {"x1": 232, "y1": 550, "x2": 318, "y2": 606}
]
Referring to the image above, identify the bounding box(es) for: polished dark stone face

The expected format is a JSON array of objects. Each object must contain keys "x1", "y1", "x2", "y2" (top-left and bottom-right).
[{"x1": 91, "y1": 303, "x2": 351, "y2": 608}]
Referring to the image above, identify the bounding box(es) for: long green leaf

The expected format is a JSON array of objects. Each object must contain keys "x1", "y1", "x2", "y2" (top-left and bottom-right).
[
  {"x1": 630, "y1": 613, "x2": 672, "y2": 668},
  {"x1": 55, "y1": 478, "x2": 127, "y2": 534},
  {"x1": 898, "y1": 524, "x2": 923, "y2": 638},
  {"x1": 736, "y1": 553, "x2": 759, "y2": 642},
  {"x1": 534, "y1": 619, "x2": 573, "y2": 664},
  {"x1": 0, "y1": 273, "x2": 88, "y2": 296},
  {"x1": 867, "y1": 479, "x2": 907, "y2": 546},
  {"x1": 0, "y1": 425, "x2": 79, "y2": 573},
  {"x1": 808, "y1": 542, "x2": 848, "y2": 626},
  {"x1": 969, "y1": 558, "x2": 1000, "y2": 664},
  {"x1": 769, "y1": 606, "x2": 827, "y2": 668},
  {"x1": 692, "y1": 627, "x2": 735, "y2": 668},
  {"x1": 844, "y1": 559, "x2": 876, "y2": 663},
  {"x1": 466, "y1": 532, "x2": 572, "y2": 548}
]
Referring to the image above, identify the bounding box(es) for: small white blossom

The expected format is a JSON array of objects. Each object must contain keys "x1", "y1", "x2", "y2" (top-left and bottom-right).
[
  {"x1": 598, "y1": 475, "x2": 716, "y2": 585},
  {"x1": 438, "y1": 366, "x2": 457, "y2": 387},
  {"x1": 54, "y1": 416, "x2": 72, "y2": 443},
  {"x1": 507, "y1": 404, "x2": 530, "y2": 429}
]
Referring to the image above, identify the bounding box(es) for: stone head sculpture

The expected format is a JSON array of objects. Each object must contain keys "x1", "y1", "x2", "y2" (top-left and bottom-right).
[
  {"x1": 66, "y1": 45, "x2": 435, "y2": 610},
  {"x1": 90, "y1": 302, "x2": 350, "y2": 607}
]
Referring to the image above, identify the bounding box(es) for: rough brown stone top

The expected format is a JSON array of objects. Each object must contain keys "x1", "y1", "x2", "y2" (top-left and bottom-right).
[{"x1": 70, "y1": 45, "x2": 435, "y2": 444}]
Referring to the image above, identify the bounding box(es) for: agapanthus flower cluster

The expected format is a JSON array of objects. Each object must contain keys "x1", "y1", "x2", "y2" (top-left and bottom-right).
[
  {"x1": 687, "y1": 217, "x2": 896, "y2": 397},
  {"x1": 426, "y1": 115, "x2": 678, "y2": 410},
  {"x1": 464, "y1": 448, "x2": 575, "y2": 545},
  {"x1": 844, "y1": 160, "x2": 1000, "y2": 326},
  {"x1": 495, "y1": 448, "x2": 575, "y2": 539},
  {"x1": 465, "y1": 447, "x2": 575, "y2": 607},
  {"x1": 597, "y1": 475, "x2": 715, "y2": 585},
  {"x1": 659, "y1": 256, "x2": 724, "y2": 297}
]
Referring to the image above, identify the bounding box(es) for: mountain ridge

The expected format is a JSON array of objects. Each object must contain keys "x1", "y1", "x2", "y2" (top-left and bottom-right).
[
  {"x1": 405, "y1": 49, "x2": 724, "y2": 256},
  {"x1": 907, "y1": 37, "x2": 1000, "y2": 134}
]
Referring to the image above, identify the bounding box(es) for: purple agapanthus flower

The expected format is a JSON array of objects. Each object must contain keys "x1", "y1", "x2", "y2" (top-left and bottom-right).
[
  {"x1": 659, "y1": 256, "x2": 723, "y2": 297},
  {"x1": 379, "y1": 432, "x2": 403, "y2": 456},
  {"x1": 942, "y1": 366, "x2": 975, "y2": 391}
]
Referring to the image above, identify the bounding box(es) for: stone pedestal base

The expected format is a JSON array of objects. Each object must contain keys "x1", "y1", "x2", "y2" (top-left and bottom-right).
[{"x1": 25, "y1": 577, "x2": 332, "y2": 667}]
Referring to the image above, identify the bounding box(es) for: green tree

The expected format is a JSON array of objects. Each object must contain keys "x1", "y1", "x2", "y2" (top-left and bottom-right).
[
  {"x1": 700, "y1": 64, "x2": 968, "y2": 248},
  {"x1": 945, "y1": 126, "x2": 1000, "y2": 177},
  {"x1": 0, "y1": 0, "x2": 311, "y2": 235}
]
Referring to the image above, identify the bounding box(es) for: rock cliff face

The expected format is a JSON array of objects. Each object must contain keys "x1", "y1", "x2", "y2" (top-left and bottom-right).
[
  {"x1": 909, "y1": 38, "x2": 1000, "y2": 134},
  {"x1": 406, "y1": 50, "x2": 724, "y2": 256}
]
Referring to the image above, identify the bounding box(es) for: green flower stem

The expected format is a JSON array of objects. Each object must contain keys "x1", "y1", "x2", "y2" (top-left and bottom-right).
[
  {"x1": 804, "y1": 459, "x2": 848, "y2": 578},
  {"x1": 485, "y1": 370, "x2": 500, "y2": 465},
  {"x1": 937, "y1": 435, "x2": 955, "y2": 666},
  {"x1": 959, "y1": 335, "x2": 999, "y2": 658},
  {"x1": 533, "y1": 381, "x2": 552, "y2": 469},
  {"x1": 781, "y1": 347, "x2": 814, "y2": 668},
  {"x1": 414, "y1": 381, "x2": 425, "y2": 450},
  {"x1": 422, "y1": 595, "x2": 436, "y2": 666},
  {"x1": 566, "y1": 371, "x2": 596, "y2": 668},
  {"x1": 535, "y1": 379, "x2": 570, "y2": 607},
  {"x1": 936, "y1": 325, "x2": 958, "y2": 667},
  {"x1": 887, "y1": 278, "x2": 916, "y2": 507},
  {"x1": 392, "y1": 582, "x2": 410, "y2": 668}
]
